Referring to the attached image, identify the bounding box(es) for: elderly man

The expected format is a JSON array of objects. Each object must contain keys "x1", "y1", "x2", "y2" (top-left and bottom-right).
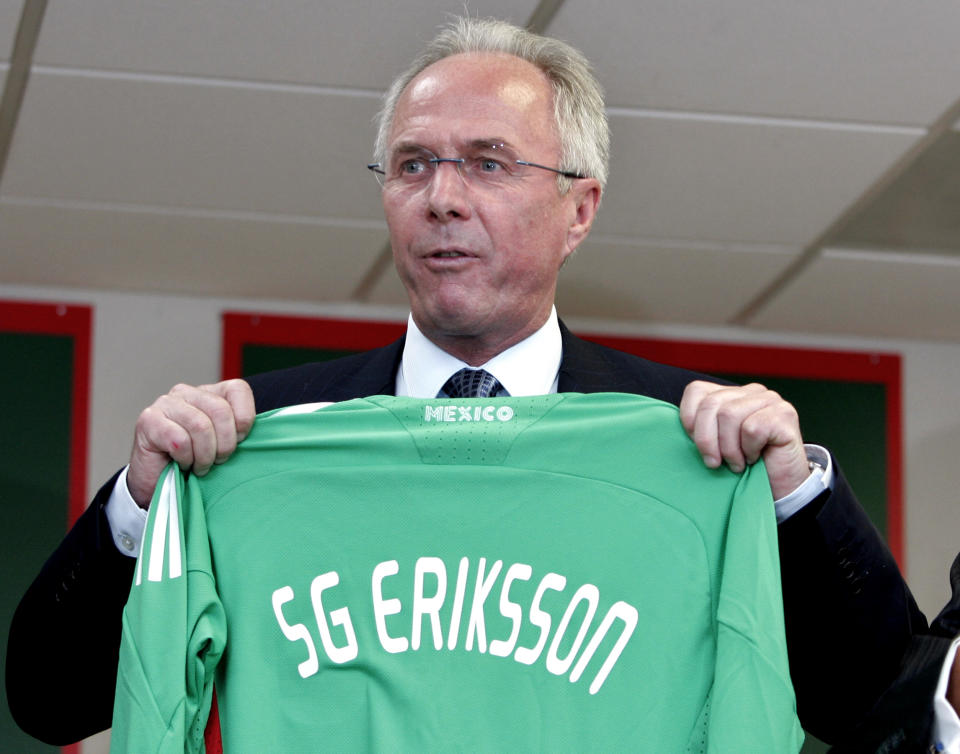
[{"x1": 6, "y1": 16, "x2": 943, "y2": 748}]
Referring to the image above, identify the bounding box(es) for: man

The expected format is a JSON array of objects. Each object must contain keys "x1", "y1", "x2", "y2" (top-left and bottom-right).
[{"x1": 3, "y1": 16, "x2": 938, "y2": 747}]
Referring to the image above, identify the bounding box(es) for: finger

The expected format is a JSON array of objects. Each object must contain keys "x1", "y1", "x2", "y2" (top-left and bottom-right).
[
  {"x1": 128, "y1": 382, "x2": 250, "y2": 506},
  {"x1": 740, "y1": 400, "x2": 810, "y2": 499},
  {"x1": 683, "y1": 384, "x2": 725, "y2": 469},
  {"x1": 678, "y1": 380, "x2": 714, "y2": 435},
  {"x1": 168, "y1": 384, "x2": 242, "y2": 470},
  {"x1": 153, "y1": 389, "x2": 221, "y2": 474},
  {"x1": 739, "y1": 398, "x2": 801, "y2": 465},
  {"x1": 128, "y1": 402, "x2": 198, "y2": 506},
  {"x1": 199, "y1": 379, "x2": 256, "y2": 444},
  {"x1": 682, "y1": 382, "x2": 767, "y2": 472},
  {"x1": 133, "y1": 402, "x2": 191, "y2": 467},
  {"x1": 712, "y1": 386, "x2": 780, "y2": 472}
]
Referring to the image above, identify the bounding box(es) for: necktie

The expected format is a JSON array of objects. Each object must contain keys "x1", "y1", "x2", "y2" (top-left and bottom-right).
[{"x1": 440, "y1": 368, "x2": 505, "y2": 398}]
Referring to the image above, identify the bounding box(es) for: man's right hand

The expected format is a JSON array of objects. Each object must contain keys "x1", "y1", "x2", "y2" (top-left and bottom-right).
[{"x1": 127, "y1": 379, "x2": 256, "y2": 508}]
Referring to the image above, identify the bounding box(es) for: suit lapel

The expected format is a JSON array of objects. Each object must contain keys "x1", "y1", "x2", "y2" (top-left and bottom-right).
[
  {"x1": 557, "y1": 321, "x2": 638, "y2": 394},
  {"x1": 346, "y1": 337, "x2": 403, "y2": 397}
]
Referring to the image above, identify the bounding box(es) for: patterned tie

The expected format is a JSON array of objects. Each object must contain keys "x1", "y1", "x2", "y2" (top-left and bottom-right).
[{"x1": 440, "y1": 368, "x2": 505, "y2": 398}]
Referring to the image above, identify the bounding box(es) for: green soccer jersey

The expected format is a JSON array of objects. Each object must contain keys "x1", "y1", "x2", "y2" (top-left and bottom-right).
[{"x1": 112, "y1": 393, "x2": 803, "y2": 753}]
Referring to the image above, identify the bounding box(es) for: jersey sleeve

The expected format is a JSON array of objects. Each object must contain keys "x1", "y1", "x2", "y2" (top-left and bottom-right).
[
  {"x1": 706, "y1": 462, "x2": 805, "y2": 752},
  {"x1": 111, "y1": 465, "x2": 227, "y2": 754}
]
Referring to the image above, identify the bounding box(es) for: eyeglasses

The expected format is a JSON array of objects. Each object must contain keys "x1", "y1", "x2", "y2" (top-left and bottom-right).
[{"x1": 366, "y1": 143, "x2": 586, "y2": 190}]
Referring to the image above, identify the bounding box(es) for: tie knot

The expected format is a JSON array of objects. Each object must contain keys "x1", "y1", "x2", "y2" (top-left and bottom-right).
[{"x1": 440, "y1": 368, "x2": 505, "y2": 399}]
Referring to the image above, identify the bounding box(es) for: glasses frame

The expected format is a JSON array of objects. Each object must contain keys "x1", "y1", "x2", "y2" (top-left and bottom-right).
[{"x1": 366, "y1": 150, "x2": 586, "y2": 187}]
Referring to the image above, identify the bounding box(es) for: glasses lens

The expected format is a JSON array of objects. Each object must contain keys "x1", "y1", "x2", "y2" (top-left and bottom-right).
[
  {"x1": 383, "y1": 149, "x2": 436, "y2": 185},
  {"x1": 375, "y1": 145, "x2": 564, "y2": 190}
]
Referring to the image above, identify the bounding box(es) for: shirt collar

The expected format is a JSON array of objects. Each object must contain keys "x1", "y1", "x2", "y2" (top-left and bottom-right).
[{"x1": 396, "y1": 307, "x2": 562, "y2": 398}]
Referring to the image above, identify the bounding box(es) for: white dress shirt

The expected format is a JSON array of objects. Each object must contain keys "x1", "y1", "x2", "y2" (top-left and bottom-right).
[
  {"x1": 395, "y1": 309, "x2": 562, "y2": 398},
  {"x1": 934, "y1": 638, "x2": 960, "y2": 752}
]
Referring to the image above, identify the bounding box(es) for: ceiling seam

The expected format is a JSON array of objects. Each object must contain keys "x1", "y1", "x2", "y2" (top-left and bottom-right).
[
  {"x1": 526, "y1": 0, "x2": 566, "y2": 33},
  {"x1": 730, "y1": 93, "x2": 960, "y2": 327},
  {"x1": 350, "y1": 242, "x2": 394, "y2": 301},
  {"x1": 30, "y1": 65, "x2": 385, "y2": 98},
  {"x1": 0, "y1": 0, "x2": 48, "y2": 191},
  {"x1": 605, "y1": 106, "x2": 925, "y2": 135},
  {"x1": 3, "y1": 195, "x2": 390, "y2": 228}
]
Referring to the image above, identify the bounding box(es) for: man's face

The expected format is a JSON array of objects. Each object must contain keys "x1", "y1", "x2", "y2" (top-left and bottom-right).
[{"x1": 382, "y1": 52, "x2": 599, "y2": 362}]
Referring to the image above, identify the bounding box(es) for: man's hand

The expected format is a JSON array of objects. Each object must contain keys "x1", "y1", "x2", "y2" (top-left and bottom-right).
[
  {"x1": 127, "y1": 380, "x2": 256, "y2": 508},
  {"x1": 679, "y1": 381, "x2": 810, "y2": 500}
]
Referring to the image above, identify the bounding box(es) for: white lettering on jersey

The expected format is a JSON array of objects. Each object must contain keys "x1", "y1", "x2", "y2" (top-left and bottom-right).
[
  {"x1": 423, "y1": 405, "x2": 514, "y2": 423},
  {"x1": 488, "y1": 563, "x2": 533, "y2": 658},
  {"x1": 446, "y1": 557, "x2": 470, "y2": 650},
  {"x1": 546, "y1": 584, "x2": 600, "y2": 676},
  {"x1": 514, "y1": 572, "x2": 567, "y2": 666},
  {"x1": 271, "y1": 555, "x2": 637, "y2": 695},
  {"x1": 570, "y1": 601, "x2": 639, "y2": 694},
  {"x1": 465, "y1": 558, "x2": 503, "y2": 653},
  {"x1": 372, "y1": 560, "x2": 408, "y2": 654},
  {"x1": 272, "y1": 586, "x2": 320, "y2": 679},
  {"x1": 310, "y1": 572, "x2": 359, "y2": 664},
  {"x1": 412, "y1": 557, "x2": 447, "y2": 651}
]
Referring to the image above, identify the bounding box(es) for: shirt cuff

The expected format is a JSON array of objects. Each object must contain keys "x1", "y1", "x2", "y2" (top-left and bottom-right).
[
  {"x1": 933, "y1": 637, "x2": 960, "y2": 753},
  {"x1": 773, "y1": 444, "x2": 834, "y2": 524},
  {"x1": 104, "y1": 465, "x2": 148, "y2": 558}
]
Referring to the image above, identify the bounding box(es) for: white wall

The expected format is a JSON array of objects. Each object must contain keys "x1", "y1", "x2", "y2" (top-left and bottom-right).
[
  {"x1": 2, "y1": 282, "x2": 958, "y2": 751},
  {"x1": 0, "y1": 283, "x2": 409, "y2": 502},
  {"x1": 900, "y1": 342, "x2": 960, "y2": 616}
]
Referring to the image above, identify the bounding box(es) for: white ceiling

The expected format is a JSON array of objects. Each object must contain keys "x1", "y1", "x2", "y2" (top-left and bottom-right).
[{"x1": 2, "y1": 0, "x2": 960, "y2": 341}]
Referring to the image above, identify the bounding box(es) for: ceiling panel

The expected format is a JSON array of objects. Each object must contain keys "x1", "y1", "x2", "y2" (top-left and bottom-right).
[
  {"x1": 0, "y1": 200, "x2": 388, "y2": 301},
  {"x1": 749, "y1": 248, "x2": 960, "y2": 340},
  {"x1": 33, "y1": 0, "x2": 537, "y2": 89},
  {"x1": 362, "y1": 250, "x2": 415, "y2": 308},
  {"x1": 359, "y1": 237, "x2": 799, "y2": 326},
  {"x1": 596, "y1": 113, "x2": 921, "y2": 246},
  {"x1": 3, "y1": 70, "x2": 385, "y2": 220},
  {"x1": 832, "y1": 131, "x2": 960, "y2": 253},
  {"x1": 555, "y1": 239, "x2": 796, "y2": 323},
  {"x1": 3, "y1": 1, "x2": 959, "y2": 343},
  {"x1": 549, "y1": 0, "x2": 960, "y2": 126}
]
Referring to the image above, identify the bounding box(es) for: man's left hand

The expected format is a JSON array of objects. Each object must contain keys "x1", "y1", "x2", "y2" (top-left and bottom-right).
[{"x1": 679, "y1": 381, "x2": 811, "y2": 500}]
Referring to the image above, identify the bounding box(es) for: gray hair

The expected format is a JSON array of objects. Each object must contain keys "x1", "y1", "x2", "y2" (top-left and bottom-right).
[{"x1": 373, "y1": 17, "x2": 609, "y2": 192}]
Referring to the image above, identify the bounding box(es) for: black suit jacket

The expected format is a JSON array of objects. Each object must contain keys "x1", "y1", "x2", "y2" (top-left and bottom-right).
[
  {"x1": 6, "y1": 325, "x2": 927, "y2": 745},
  {"x1": 829, "y1": 552, "x2": 960, "y2": 753}
]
